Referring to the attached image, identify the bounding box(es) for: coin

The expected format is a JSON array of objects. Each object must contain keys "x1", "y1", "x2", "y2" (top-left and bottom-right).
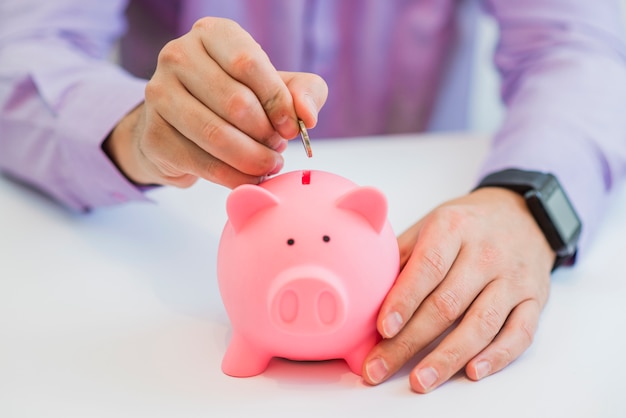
[{"x1": 298, "y1": 119, "x2": 313, "y2": 158}]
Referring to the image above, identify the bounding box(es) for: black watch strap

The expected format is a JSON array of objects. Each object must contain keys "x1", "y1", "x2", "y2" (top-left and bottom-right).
[{"x1": 478, "y1": 169, "x2": 552, "y2": 195}]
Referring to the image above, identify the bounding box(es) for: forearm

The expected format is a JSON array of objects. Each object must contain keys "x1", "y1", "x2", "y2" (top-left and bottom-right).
[
  {"x1": 480, "y1": 0, "x2": 626, "y2": 254},
  {"x1": 0, "y1": 1, "x2": 150, "y2": 211}
]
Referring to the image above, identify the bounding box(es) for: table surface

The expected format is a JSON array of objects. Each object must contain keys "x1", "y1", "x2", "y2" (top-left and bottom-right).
[{"x1": 1, "y1": 133, "x2": 625, "y2": 418}]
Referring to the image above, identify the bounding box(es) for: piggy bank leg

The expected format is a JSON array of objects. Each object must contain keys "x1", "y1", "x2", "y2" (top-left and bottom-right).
[
  {"x1": 343, "y1": 332, "x2": 381, "y2": 376},
  {"x1": 222, "y1": 332, "x2": 272, "y2": 377}
]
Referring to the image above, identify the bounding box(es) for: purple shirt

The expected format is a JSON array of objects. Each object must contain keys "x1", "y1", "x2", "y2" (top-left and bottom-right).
[{"x1": 1, "y1": 0, "x2": 626, "y2": 253}]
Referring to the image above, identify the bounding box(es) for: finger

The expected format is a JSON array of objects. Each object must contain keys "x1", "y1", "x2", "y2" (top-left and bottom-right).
[
  {"x1": 279, "y1": 71, "x2": 329, "y2": 129},
  {"x1": 194, "y1": 17, "x2": 300, "y2": 139},
  {"x1": 159, "y1": 36, "x2": 286, "y2": 150},
  {"x1": 363, "y1": 216, "x2": 464, "y2": 386},
  {"x1": 376, "y1": 211, "x2": 462, "y2": 340},
  {"x1": 465, "y1": 298, "x2": 543, "y2": 382},
  {"x1": 397, "y1": 218, "x2": 424, "y2": 268},
  {"x1": 408, "y1": 278, "x2": 518, "y2": 393},
  {"x1": 141, "y1": 109, "x2": 265, "y2": 189},
  {"x1": 145, "y1": 76, "x2": 284, "y2": 178},
  {"x1": 363, "y1": 241, "x2": 483, "y2": 386}
]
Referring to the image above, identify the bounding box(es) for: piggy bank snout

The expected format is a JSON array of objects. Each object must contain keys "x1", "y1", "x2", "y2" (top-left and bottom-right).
[{"x1": 269, "y1": 266, "x2": 347, "y2": 335}]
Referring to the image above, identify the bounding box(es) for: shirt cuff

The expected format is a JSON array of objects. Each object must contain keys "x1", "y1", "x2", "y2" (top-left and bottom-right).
[{"x1": 57, "y1": 73, "x2": 152, "y2": 211}]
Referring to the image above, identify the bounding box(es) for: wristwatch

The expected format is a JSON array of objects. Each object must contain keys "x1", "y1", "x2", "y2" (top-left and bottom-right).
[{"x1": 474, "y1": 168, "x2": 582, "y2": 270}]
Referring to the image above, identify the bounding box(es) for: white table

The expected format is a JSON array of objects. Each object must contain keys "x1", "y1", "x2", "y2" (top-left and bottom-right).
[{"x1": 1, "y1": 133, "x2": 625, "y2": 418}]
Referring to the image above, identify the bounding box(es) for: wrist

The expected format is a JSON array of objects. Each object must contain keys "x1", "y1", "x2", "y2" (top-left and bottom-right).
[{"x1": 102, "y1": 103, "x2": 152, "y2": 186}]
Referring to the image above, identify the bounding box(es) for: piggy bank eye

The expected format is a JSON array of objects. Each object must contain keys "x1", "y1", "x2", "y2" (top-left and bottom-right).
[
  {"x1": 322, "y1": 235, "x2": 331, "y2": 243},
  {"x1": 287, "y1": 238, "x2": 295, "y2": 246}
]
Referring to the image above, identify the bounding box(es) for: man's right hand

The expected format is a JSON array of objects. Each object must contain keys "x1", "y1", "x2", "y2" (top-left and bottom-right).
[{"x1": 103, "y1": 17, "x2": 328, "y2": 189}]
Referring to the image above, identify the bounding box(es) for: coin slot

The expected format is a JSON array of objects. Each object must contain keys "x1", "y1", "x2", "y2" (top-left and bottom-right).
[{"x1": 302, "y1": 170, "x2": 311, "y2": 185}]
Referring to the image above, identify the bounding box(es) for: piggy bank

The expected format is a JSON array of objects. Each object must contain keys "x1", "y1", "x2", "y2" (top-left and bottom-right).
[{"x1": 217, "y1": 170, "x2": 399, "y2": 377}]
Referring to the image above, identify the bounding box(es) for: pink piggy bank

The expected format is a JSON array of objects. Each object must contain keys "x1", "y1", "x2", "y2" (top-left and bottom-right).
[{"x1": 217, "y1": 170, "x2": 399, "y2": 377}]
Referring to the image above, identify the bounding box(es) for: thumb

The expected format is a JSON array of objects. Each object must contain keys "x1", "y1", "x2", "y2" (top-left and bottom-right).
[{"x1": 279, "y1": 71, "x2": 328, "y2": 129}]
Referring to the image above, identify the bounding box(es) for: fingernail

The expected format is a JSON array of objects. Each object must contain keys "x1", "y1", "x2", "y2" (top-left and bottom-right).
[
  {"x1": 268, "y1": 155, "x2": 284, "y2": 176},
  {"x1": 365, "y1": 357, "x2": 389, "y2": 384},
  {"x1": 274, "y1": 114, "x2": 288, "y2": 127},
  {"x1": 416, "y1": 367, "x2": 438, "y2": 391},
  {"x1": 474, "y1": 360, "x2": 491, "y2": 380},
  {"x1": 382, "y1": 311, "x2": 403, "y2": 338}
]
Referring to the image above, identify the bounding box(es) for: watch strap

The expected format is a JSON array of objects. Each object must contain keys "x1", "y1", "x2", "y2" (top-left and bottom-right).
[{"x1": 476, "y1": 169, "x2": 553, "y2": 195}]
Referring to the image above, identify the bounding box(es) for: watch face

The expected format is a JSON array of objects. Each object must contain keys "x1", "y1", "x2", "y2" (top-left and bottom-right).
[{"x1": 543, "y1": 185, "x2": 581, "y2": 243}]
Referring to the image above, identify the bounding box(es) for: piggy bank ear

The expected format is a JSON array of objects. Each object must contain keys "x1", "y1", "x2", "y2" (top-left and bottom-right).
[
  {"x1": 226, "y1": 185, "x2": 279, "y2": 233},
  {"x1": 336, "y1": 186, "x2": 388, "y2": 233}
]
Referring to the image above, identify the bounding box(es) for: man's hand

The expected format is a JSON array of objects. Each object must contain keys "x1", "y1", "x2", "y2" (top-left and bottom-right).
[
  {"x1": 362, "y1": 187, "x2": 555, "y2": 393},
  {"x1": 103, "y1": 17, "x2": 328, "y2": 188}
]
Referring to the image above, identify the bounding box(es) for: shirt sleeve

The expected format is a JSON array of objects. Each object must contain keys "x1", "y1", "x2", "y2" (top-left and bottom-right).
[
  {"x1": 0, "y1": 0, "x2": 150, "y2": 212},
  {"x1": 479, "y1": 0, "x2": 626, "y2": 254}
]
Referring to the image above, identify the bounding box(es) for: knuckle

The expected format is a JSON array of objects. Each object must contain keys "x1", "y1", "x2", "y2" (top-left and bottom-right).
[
  {"x1": 471, "y1": 306, "x2": 504, "y2": 339},
  {"x1": 513, "y1": 318, "x2": 536, "y2": 347},
  {"x1": 393, "y1": 287, "x2": 420, "y2": 319},
  {"x1": 488, "y1": 346, "x2": 515, "y2": 370},
  {"x1": 434, "y1": 205, "x2": 466, "y2": 233},
  {"x1": 197, "y1": 120, "x2": 276, "y2": 177},
  {"x1": 192, "y1": 16, "x2": 213, "y2": 31},
  {"x1": 199, "y1": 120, "x2": 226, "y2": 146},
  {"x1": 157, "y1": 40, "x2": 187, "y2": 67},
  {"x1": 229, "y1": 50, "x2": 262, "y2": 80},
  {"x1": 144, "y1": 79, "x2": 166, "y2": 104},
  {"x1": 224, "y1": 90, "x2": 257, "y2": 121},
  {"x1": 192, "y1": 16, "x2": 235, "y2": 33},
  {"x1": 439, "y1": 346, "x2": 464, "y2": 369},
  {"x1": 421, "y1": 247, "x2": 448, "y2": 281},
  {"x1": 393, "y1": 338, "x2": 420, "y2": 363},
  {"x1": 261, "y1": 88, "x2": 286, "y2": 112},
  {"x1": 431, "y1": 289, "x2": 463, "y2": 324},
  {"x1": 202, "y1": 158, "x2": 228, "y2": 184}
]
